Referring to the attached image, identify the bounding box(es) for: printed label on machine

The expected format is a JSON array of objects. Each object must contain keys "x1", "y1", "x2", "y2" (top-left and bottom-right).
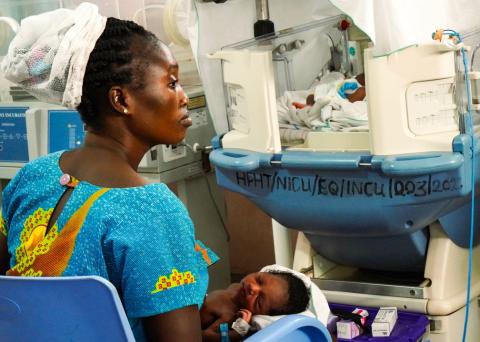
[{"x1": 0, "y1": 107, "x2": 29, "y2": 163}]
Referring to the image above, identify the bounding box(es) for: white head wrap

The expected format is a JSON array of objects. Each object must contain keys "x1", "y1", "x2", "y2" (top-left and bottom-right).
[{"x1": 0, "y1": 2, "x2": 107, "y2": 109}]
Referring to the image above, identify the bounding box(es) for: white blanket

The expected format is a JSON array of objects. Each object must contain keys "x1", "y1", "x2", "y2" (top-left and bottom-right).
[{"x1": 277, "y1": 71, "x2": 368, "y2": 138}]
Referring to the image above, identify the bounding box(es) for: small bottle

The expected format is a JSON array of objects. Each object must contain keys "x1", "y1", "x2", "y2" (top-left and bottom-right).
[{"x1": 219, "y1": 323, "x2": 230, "y2": 342}]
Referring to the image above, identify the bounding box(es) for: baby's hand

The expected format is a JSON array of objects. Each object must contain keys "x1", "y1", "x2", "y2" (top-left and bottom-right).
[{"x1": 237, "y1": 309, "x2": 253, "y2": 323}]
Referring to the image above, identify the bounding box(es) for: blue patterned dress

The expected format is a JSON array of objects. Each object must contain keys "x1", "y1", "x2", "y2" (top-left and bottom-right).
[{"x1": 0, "y1": 151, "x2": 218, "y2": 340}]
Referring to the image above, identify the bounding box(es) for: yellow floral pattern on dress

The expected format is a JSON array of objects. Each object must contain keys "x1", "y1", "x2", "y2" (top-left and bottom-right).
[
  {"x1": 10, "y1": 208, "x2": 58, "y2": 276},
  {"x1": 0, "y1": 213, "x2": 6, "y2": 237},
  {"x1": 7, "y1": 188, "x2": 109, "y2": 277},
  {"x1": 151, "y1": 268, "x2": 196, "y2": 294}
]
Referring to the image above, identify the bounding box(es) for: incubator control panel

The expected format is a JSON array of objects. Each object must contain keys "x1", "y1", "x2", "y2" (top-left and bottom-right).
[{"x1": 0, "y1": 106, "x2": 29, "y2": 165}]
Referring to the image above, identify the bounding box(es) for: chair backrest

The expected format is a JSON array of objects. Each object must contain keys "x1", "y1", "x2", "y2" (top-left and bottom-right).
[
  {"x1": 0, "y1": 276, "x2": 135, "y2": 342},
  {"x1": 244, "y1": 314, "x2": 332, "y2": 342}
]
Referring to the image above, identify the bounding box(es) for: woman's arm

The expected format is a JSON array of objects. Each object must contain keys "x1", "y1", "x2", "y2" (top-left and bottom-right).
[
  {"x1": 0, "y1": 234, "x2": 9, "y2": 274},
  {"x1": 143, "y1": 304, "x2": 202, "y2": 342}
]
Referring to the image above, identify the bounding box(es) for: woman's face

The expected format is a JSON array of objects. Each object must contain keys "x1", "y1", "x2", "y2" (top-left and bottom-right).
[
  {"x1": 126, "y1": 43, "x2": 191, "y2": 146},
  {"x1": 238, "y1": 272, "x2": 289, "y2": 315}
]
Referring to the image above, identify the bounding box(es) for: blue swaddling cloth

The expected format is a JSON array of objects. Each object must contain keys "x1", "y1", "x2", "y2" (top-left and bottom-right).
[{"x1": 337, "y1": 79, "x2": 361, "y2": 99}]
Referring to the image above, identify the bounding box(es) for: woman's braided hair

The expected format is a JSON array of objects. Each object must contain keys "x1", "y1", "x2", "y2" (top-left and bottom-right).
[{"x1": 77, "y1": 17, "x2": 159, "y2": 130}]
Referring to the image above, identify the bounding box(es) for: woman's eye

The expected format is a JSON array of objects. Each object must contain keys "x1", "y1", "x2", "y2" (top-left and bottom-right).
[{"x1": 168, "y1": 80, "x2": 178, "y2": 89}]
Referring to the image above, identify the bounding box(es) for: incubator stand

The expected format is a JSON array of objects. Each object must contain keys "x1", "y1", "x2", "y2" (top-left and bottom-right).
[{"x1": 209, "y1": 16, "x2": 480, "y2": 341}]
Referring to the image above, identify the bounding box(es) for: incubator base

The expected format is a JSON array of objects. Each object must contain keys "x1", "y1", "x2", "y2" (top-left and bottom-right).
[
  {"x1": 310, "y1": 222, "x2": 480, "y2": 315},
  {"x1": 292, "y1": 221, "x2": 480, "y2": 341},
  {"x1": 316, "y1": 279, "x2": 480, "y2": 341},
  {"x1": 428, "y1": 299, "x2": 480, "y2": 342}
]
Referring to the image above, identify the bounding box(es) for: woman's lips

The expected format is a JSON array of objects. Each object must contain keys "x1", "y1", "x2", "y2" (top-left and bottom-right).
[{"x1": 180, "y1": 113, "x2": 192, "y2": 127}]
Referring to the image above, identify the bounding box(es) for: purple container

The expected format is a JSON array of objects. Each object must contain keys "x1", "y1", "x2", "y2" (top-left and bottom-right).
[{"x1": 331, "y1": 303, "x2": 429, "y2": 342}]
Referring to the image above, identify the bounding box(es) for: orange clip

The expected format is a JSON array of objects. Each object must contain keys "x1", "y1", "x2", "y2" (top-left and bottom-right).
[{"x1": 432, "y1": 29, "x2": 444, "y2": 41}]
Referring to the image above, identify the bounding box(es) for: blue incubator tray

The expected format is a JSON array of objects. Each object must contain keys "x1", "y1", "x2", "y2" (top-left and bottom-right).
[{"x1": 210, "y1": 134, "x2": 480, "y2": 272}]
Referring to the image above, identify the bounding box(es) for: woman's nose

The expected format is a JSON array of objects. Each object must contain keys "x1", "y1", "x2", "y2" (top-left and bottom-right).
[{"x1": 179, "y1": 88, "x2": 189, "y2": 106}]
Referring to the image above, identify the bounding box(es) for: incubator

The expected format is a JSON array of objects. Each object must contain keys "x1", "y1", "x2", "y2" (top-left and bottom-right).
[{"x1": 209, "y1": 14, "x2": 480, "y2": 341}]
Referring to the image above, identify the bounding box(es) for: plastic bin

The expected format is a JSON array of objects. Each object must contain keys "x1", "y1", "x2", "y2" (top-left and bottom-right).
[{"x1": 330, "y1": 303, "x2": 429, "y2": 342}]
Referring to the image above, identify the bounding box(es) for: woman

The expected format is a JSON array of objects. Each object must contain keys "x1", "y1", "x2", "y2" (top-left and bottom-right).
[{"x1": 0, "y1": 3, "x2": 216, "y2": 341}]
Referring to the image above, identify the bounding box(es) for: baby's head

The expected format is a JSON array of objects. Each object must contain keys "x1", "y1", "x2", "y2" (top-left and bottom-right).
[{"x1": 238, "y1": 271, "x2": 310, "y2": 316}]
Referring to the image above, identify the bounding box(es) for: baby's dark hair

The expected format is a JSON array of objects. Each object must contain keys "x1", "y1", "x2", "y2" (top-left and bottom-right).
[
  {"x1": 77, "y1": 17, "x2": 160, "y2": 130},
  {"x1": 268, "y1": 272, "x2": 310, "y2": 316}
]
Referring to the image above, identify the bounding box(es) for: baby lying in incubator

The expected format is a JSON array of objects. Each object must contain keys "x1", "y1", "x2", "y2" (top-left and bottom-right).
[
  {"x1": 277, "y1": 72, "x2": 368, "y2": 144},
  {"x1": 200, "y1": 264, "x2": 330, "y2": 341}
]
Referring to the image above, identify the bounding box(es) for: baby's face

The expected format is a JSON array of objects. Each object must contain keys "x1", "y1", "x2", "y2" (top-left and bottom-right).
[{"x1": 238, "y1": 272, "x2": 289, "y2": 315}]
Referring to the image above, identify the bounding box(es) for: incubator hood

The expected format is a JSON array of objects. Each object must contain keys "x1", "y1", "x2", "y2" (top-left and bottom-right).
[{"x1": 210, "y1": 17, "x2": 480, "y2": 273}]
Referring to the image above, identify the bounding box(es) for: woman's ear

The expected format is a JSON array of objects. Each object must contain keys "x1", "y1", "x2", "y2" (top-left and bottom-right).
[{"x1": 109, "y1": 87, "x2": 130, "y2": 115}]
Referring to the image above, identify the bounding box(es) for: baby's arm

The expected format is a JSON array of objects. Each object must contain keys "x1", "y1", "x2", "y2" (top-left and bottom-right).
[{"x1": 347, "y1": 86, "x2": 366, "y2": 102}]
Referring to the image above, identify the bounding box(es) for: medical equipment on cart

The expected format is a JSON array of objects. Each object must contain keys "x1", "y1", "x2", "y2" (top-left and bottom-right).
[{"x1": 209, "y1": 15, "x2": 480, "y2": 341}]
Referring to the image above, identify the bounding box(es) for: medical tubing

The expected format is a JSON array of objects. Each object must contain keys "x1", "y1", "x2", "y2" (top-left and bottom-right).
[
  {"x1": 452, "y1": 30, "x2": 476, "y2": 342},
  {"x1": 439, "y1": 28, "x2": 477, "y2": 342},
  {"x1": 462, "y1": 46, "x2": 476, "y2": 342}
]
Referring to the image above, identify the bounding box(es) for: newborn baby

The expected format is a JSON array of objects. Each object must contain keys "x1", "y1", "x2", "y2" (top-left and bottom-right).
[{"x1": 201, "y1": 270, "x2": 310, "y2": 341}]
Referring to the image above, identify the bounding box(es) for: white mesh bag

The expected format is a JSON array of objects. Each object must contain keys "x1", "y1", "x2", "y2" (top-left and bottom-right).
[{"x1": 0, "y1": 2, "x2": 106, "y2": 109}]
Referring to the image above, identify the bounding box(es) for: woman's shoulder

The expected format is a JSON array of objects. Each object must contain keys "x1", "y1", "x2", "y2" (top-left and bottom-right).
[
  {"x1": 20, "y1": 151, "x2": 62, "y2": 177},
  {"x1": 97, "y1": 182, "x2": 189, "y2": 219},
  {"x1": 28, "y1": 151, "x2": 62, "y2": 166},
  {"x1": 4, "y1": 152, "x2": 62, "y2": 193},
  {"x1": 94, "y1": 183, "x2": 195, "y2": 252}
]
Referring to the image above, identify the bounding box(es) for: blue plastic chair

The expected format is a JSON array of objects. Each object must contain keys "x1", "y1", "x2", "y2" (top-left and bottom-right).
[
  {"x1": 0, "y1": 276, "x2": 135, "y2": 342},
  {"x1": 244, "y1": 314, "x2": 332, "y2": 342}
]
